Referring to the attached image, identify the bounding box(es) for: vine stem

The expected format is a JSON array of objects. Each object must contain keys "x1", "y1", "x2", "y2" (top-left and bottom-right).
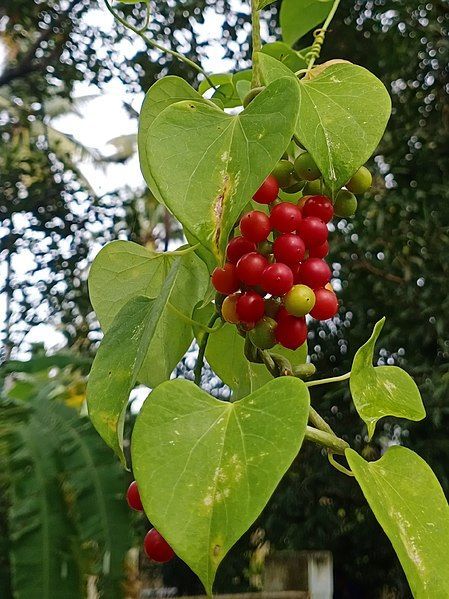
[
  {"x1": 250, "y1": 0, "x2": 262, "y2": 88},
  {"x1": 304, "y1": 426, "x2": 349, "y2": 455},
  {"x1": 305, "y1": 0, "x2": 342, "y2": 71},
  {"x1": 103, "y1": 0, "x2": 217, "y2": 89},
  {"x1": 305, "y1": 371, "x2": 350, "y2": 388},
  {"x1": 194, "y1": 312, "x2": 221, "y2": 387}
]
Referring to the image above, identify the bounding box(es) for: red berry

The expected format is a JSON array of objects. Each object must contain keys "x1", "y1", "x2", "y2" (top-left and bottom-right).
[
  {"x1": 144, "y1": 529, "x2": 175, "y2": 563},
  {"x1": 309, "y1": 240, "x2": 329, "y2": 259},
  {"x1": 261, "y1": 263, "x2": 294, "y2": 296},
  {"x1": 236, "y1": 252, "x2": 268, "y2": 286},
  {"x1": 253, "y1": 175, "x2": 279, "y2": 204},
  {"x1": 273, "y1": 234, "x2": 306, "y2": 265},
  {"x1": 270, "y1": 202, "x2": 302, "y2": 233},
  {"x1": 226, "y1": 236, "x2": 256, "y2": 264},
  {"x1": 211, "y1": 263, "x2": 239, "y2": 295},
  {"x1": 275, "y1": 313, "x2": 308, "y2": 350},
  {"x1": 126, "y1": 481, "x2": 143, "y2": 511},
  {"x1": 310, "y1": 288, "x2": 339, "y2": 320},
  {"x1": 297, "y1": 216, "x2": 328, "y2": 247},
  {"x1": 296, "y1": 258, "x2": 331, "y2": 289},
  {"x1": 236, "y1": 291, "x2": 265, "y2": 323},
  {"x1": 240, "y1": 211, "x2": 271, "y2": 243},
  {"x1": 302, "y1": 195, "x2": 334, "y2": 223}
]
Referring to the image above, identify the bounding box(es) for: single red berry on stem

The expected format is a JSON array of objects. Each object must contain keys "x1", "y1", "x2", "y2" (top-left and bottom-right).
[
  {"x1": 236, "y1": 252, "x2": 268, "y2": 286},
  {"x1": 144, "y1": 529, "x2": 175, "y2": 563},
  {"x1": 240, "y1": 211, "x2": 271, "y2": 243},
  {"x1": 253, "y1": 175, "x2": 279, "y2": 204},
  {"x1": 297, "y1": 258, "x2": 331, "y2": 289},
  {"x1": 275, "y1": 313, "x2": 308, "y2": 350},
  {"x1": 126, "y1": 481, "x2": 143, "y2": 511},
  {"x1": 302, "y1": 195, "x2": 334, "y2": 223},
  {"x1": 273, "y1": 234, "x2": 306, "y2": 265},
  {"x1": 310, "y1": 288, "x2": 339, "y2": 320},
  {"x1": 270, "y1": 202, "x2": 302, "y2": 233},
  {"x1": 211, "y1": 263, "x2": 239, "y2": 295},
  {"x1": 236, "y1": 291, "x2": 265, "y2": 323},
  {"x1": 297, "y1": 216, "x2": 328, "y2": 247},
  {"x1": 308, "y1": 240, "x2": 329, "y2": 259},
  {"x1": 226, "y1": 236, "x2": 256, "y2": 264},
  {"x1": 261, "y1": 263, "x2": 294, "y2": 296}
]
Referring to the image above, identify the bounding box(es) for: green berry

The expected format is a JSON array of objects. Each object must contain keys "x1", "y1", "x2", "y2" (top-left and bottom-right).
[
  {"x1": 334, "y1": 189, "x2": 358, "y2": 218},
  {"x1": 272, "y1": 160, "x2": 297, "y2": 189},
  {"x1": 249, "y1": 317, "x2": 277, "y2": 350},
  {"x1": 346, "y1": 166, "x2": 372, "y2": 194},
  {"x1": 283, "y1": 180, "x2": 305, "y2": 194},
  {"x1": 302, "y1": 179, "x2": 322, "y2": 195},
  {"x1": 284, "y1": 284, "x2": 316, "y2": 317},
  {"x1": 243, "y1": 86, "x2": 265, "y2": 108},
  {"x1": 294, "y1": 152, "x2": 321, "y2": 181}
]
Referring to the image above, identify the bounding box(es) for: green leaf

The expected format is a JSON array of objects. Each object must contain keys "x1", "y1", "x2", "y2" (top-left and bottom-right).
[
  {"x1": 258, "y1": 54, "x2": 392, "y2": 194},
  {"x1": 280, "y1": 0, "x2": 333, "y2": 46},
  {"x1": 350, "y1": 318, "x2": 425, "y2": 439},
  {"x1": 132, "y1": 377, "x2": 310, "y2": 595},
  {"x1": 347, "y1": 446, "x2": 449, "y2": 598},
  {"x1": 89, "y1": 240, "x2": 209, "y2": 386},
  {"x1": 205, "y1": 322, "x2": 307, "y2": 400},
  {"x1": 261, "y1": 42, "x2": 308, "y2": 72},
  {"x1": 198, "y1": 73, "x2": 233, "y2": 96},
  {"x1": 145, "y1": 77, "x2": 299, "y2": 260},
  {"x1": 87, "y1": 259, "x2": 183, "y2": 462}
]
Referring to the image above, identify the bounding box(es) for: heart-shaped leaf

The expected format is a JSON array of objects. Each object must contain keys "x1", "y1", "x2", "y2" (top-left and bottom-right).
[
  {"x1": 261, "y1": 42, "x2": 308, "y2": 72},
  {"x1": 206, "y1": 322, "x2": 307, "y2": 399},
  {"x1": 350, "y1": 318, "x2": 425, "y2": 439},
  {"x1": 89, "y1": 241, "x2": 209, "y2": 388},
  {"x1": 280, "y1": 0, "x2": 334, "y2": 46},
  {"x1": 258, "y1": 54, "x2": 392, "y2": 194},
  {"x1": 87, "y1": 257, "x2": 182, "y2": 463},
  {"x1": 347, "y1": 446, "x2": 449, "y2": 597},
  {"x1": 145, "y1": 77, "x2": 299, "y2": 260},
  {"x1": 132, "y1": 377, "x2": 310, "y2": 594}
]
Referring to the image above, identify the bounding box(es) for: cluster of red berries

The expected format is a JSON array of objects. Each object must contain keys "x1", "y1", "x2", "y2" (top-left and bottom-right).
[
  {"x1": 212, "y1": 178, "x2": 338, "y2": 351},
  {"x1": 126, "y1": 481, "x2": 175, "y2": 563}
]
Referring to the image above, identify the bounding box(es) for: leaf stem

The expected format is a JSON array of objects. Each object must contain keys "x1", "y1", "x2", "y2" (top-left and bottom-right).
[
  {"x1": 305, "y1": 371, "x2": 350, "y2": 388},
  {"x1": 308, "y1": 405, "x2": 336, "y2": 437},
  {"x1": 305, "y1": 0, "x2": 342, "y2": 71},
  {"x1": 304, "y1": 426, "x2": 349, "y2": 455},
  {"x1": 250, "y1": 0, "x2": 262, "y2": 88},
  {"x1": 167, "y1": 303, "x2": 223, "y2": 334},
  {"x1": 104, "y1": 0, "x2": 217, "y2": 89},
  {"x1": 328, "y1": 452, "x2": 354, "y2": 476},
  {"x1": 194, "y1": 312, "x2": 221, "y2": 387}
]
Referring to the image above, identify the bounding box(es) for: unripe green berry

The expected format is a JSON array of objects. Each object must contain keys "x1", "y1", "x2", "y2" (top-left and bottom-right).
[
  {"x1": 345, "y1": 166, "x2": 372, "y2": 194},
  {"x1": 293, "y1": 363, "x2": 316, "y2": 380},
  {"x1": 302, "y1": 179, "x2": 321, "y2": 196},
  {"x1": 243, "y1": 86, "x2": 265, "y2": 108},
  {"x1": 258, "y1": 240, "x2": 273, "y2": 257},
  {"x1": 283, "y1": 180, "x2": 305, "y2": 194},
  {"x1": 334, "y1": 189, "x2": 358, "y2": 218},
  {"x1": 272, "y1": 160, "x2": 297, "y2": 189},
  {"x1": 249, "y1": 317, "x2": 277, "y2": 350},
  {"x1": 294, "y1": 152, "x2": 321, "y2": 181},
  {"x1": 284, "y1": 284, "x2": 316, "y2": 317}
]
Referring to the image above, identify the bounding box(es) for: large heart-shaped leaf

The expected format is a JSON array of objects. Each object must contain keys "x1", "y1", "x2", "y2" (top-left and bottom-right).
[
  {"x1": 347, "y1": 446, "x2": 449, "y2": 597},
  {"x1": 206, "y1": 322, "x2": 307, "y2": 399},
  {"x1": 145, "y1": 77, "x2": 299, "y2": 260},
  {"x1": 89, "y1": 241, "x2": 209, "y2": 388},
  {"x1": 280, "y1": 0, "x2": 334, "y2": 46},
  {"x1": 87, "y1": 258, "x2": 183, "y2": 463},
  {"x1": 132, "y1": 377, "x2": 310, "y2": 595},
  {"x1": 350, "y1": 318, "x2": 425, "y2": 439},
  {"x1": 258, "y1": 54, "x2": 391, "y2": 194},
  {"x1": 138, "y1": 77, "x2": 217, "y2": 268}
]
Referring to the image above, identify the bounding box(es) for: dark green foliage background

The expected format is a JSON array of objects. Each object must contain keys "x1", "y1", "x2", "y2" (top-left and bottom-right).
[{"x1": 1, "y1": 0, "x2": 448, "y2": 596}]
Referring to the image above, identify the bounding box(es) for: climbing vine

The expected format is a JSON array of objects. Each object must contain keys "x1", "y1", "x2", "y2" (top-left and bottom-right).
[{"x1": 86, "y1": 0, "x2": 449, "y2": 596}]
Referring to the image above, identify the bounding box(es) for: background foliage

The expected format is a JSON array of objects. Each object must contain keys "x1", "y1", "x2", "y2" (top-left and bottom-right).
[{"x1": 1, "y1": 0, "x2": 448, "y2": 596}]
